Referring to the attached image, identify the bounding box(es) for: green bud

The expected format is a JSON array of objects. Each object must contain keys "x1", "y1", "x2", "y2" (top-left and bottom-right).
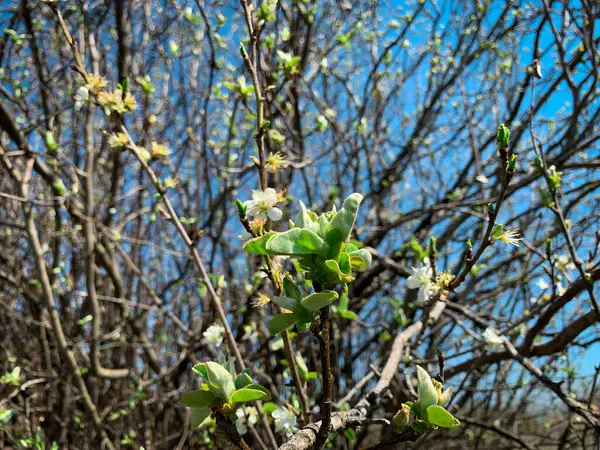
[
  {"x1": 391, "y1": 404, "x2": 411, "y2": 432},
  {"x1": 492, "y1": 223, "x2": 504, "y2": 239},
  {"x1": 545, "y1": 238, "x2": 552, "y2": 257},
  {"x1": 45, "y1": 131, "x2": 58, "y2": 150},
  {"x1": 51, "y1": 179, "x2": 66, "y2": 196},
  {"x1": 239, "y1": 43, "x2": 248, "y2": 59},
  {"x1": 507, "y1": 154, "x2": 517, "y2": 171},
  {"x1": 533, "y1": 155, "x2": 542, "y2": 168},
  {"x1": 466, "y1": 239, "x2": 472, "y2": 249},
  {"x1": 496, "y1": 124, "x2": 510, "y2": 148},
  {"x1": 487, "y1": 203, "x2": 494, "y2": 216},
  {"x1": 429, "y1": 236, "x2": 437, "y2": 256},
  {"x1": 236, "y1": 199, "x2": 247, "y2": 218}
]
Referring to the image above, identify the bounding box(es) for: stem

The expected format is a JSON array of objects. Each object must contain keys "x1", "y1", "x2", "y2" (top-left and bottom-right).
[
  {"x1": 216, "y1": 412, "x2": 252, "y2": 450},
  {"x1": 314, "y1": 304, "x2": 333, "y2": 449},
  {"x1": 239, "y1": 0, "x2": 268, "y2": 191}
]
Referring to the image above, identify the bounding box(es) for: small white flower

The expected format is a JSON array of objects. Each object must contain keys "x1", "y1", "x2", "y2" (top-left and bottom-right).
[
  {"x1": 203, "y1": 324, "x2": 225, "y2": 347},
  {"x1": 244, "y1": 188, "x2": 283, "y2": 222},
  {"x1": 272, "y1": 406, "x2": 298, "y2": 437},
  {"x1": 75, "y1": 86, "x2": 89, "y2": 110},
  {"x1": 407, "y1": 257, "x2": 433, "y2": 303},
  {"x1": 246, "y1": 407, "x2": 258, "y2": 427},
  {"x1": 482, "y1": 327, "x2": 504, "y2": 346},
  {"x1": 556, "y1": 255, "x2": 576, "y2": 272},
  {"x1": 476, "y1": 174, "x2": 489, "y2": 184},
  {"x1": 556, "y1": 282, "x2": 566, "y2": 296},
  {"x1": 536, "y1": 278, "x2": 549, "y2": 290},
  {"x1": 235, "y1": 408, "x2": 248, "y2": 435},
  {"x1": 497, "y1": 229, "x2": 522, "y2": 247}
]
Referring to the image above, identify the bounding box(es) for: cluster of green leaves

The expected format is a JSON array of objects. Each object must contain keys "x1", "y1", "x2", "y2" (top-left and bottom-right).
[
  {"x1": 244, "y1": 193, "x2": 371, "y2": 287},
  {"x1": 0, "y1": 366, "x2": 20, "y2": 387},
  {"x1": 180, "y1": 361, "x2": 271, "y2": 428},
  {"x1": 268, "y1": 275, "x2": 339, "y2": 334},
  {"x1": 16, "y1": 427, "x2": 58, "y2": 450},
  {"x1": 394, "y1": 366, "x2": 459, "y2": 432}
]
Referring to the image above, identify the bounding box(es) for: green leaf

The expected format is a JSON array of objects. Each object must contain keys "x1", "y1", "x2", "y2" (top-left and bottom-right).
[
  {"x1": 192, "y1": 363, "x2": 208, "y2": 380},
  {"x1": 180, "y1": 389, "x2": 216, "y2": 407},
  {"x1": 190, "y1": 406, "x2": 212, "y2": 428},
  {"x1": 426, "y1": 405, "x2": 460, "y2": 428},
  {"x1": 295, "y1": 200, "x2": 313, "y2": 229},
  {"x1": 266, "y1": 228, "x2": 329, "y2": 255},
  {"x1": 271, "y1": 296, "x2": 299, "y2": 311},
  {"x1": 263, "y1": 402, "x2": 278, "y2": 414},
  {"x1": 301, "y1": 290, "x2": 339, "y2": 312},
  {"x1": 235, "y1": 371, "x2": 253, "y2": 390},
  {"x1": 231, "y1": 384, "x2": 271, "y2": 403},
  {"x1": 328, "y1": 193, "x2": 362, "y2": 243},
  {"x1": 205, "y1": 362, "x2": 235, "y2": 399},
  {"x1": 77, "y1": 314, "x2": 93, "y2": 325},
  {"x1": 0, "y1": 408, "x2": 15, "y2": 425},
  {"x1": 416, "y1": 366, "x2": 438, "y2": 410},
  {"x1": 438, "y1": 386, "x2": 452, "y2": 407},
  {"x1": 269, "y1": 313, "x2": 300, "y2": 335},
  {"x1": 339, "y1": 292, "x2": 349, "y2": 310},
  {"x1": 325, "y1": 259, "x2": 354, "y2": 283},
  {"x1": 348, "y1": 248, "x2": 371, "y2": 270},
  {"x1": 52, "y1": 179, "x2": 67, "y2": 195},
  {"x1": 243, "y1": 232, "x2": 277, "y2": 255},
  {"x1": 283, "y1": 276, "x2": 302, "y2": 301},
  {"x1": 492, "y1": 224, "x2": 504, "y2": 239},
  {"x1": 339, "y1": 309, "x2": 359, "y2": 320}
]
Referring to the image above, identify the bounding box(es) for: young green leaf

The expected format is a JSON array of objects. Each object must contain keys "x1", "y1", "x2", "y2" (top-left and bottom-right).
[
  {"x1": 231, "y1": 384, "x2": 271, "y2": 403},
  {"x1": 205, "y1": 362, "x2": 235, "y2": 399},
  {"x1": 301, "y1": 290, "x2": 339, "y2": 312},
  {"x1": 295, "y1": 200, "x2": 313, "y2": 229},
  {"x1": 438, "y1": 386, "x2": 453, "y2": 407},
  {"x1": 328, "y1": 193, "x2": 362, "y2": 243},
  {"x1": 190, "y1": 406, "x2": 212, "y2": 428},
  {"x1": 339, "y1": 309, "x2": 359, "y2": 320},
  {"x1": 243, "y1": 232, "x2": 277, "y2": 255},
  {"x1": 426, "y1": 405, "x2": 460, "y2": 428},
  {"x1": 266, "y1": 228, "x2": 329, "y2": 255},
  {"x1": 271, "y1": 296, "x2": 299, "y2": 311},
  {"x1": 235, "y1": 371, "x2": 253, "y2": 390},
  {"x1": 348, "y1": 248, "x2": 371, "y2": 270},
  {"x1": 192, "y1": 363, "x2": 208, "y2": 380},
  {"x1": 180, "y1": 389, "x2": 216, "y2": 407},
  {"x1": 283, "y1": 276, "x2": 302, "y2": 301},
  {"x1": 416, "y1": 365, "x2": 438, "y2": 409},
  {"x1": 269, "y1": 313, "x2": 301, "y2": 335},
  {"x1": 325, "y1": 259, "x2": 354, "y2": 283}
]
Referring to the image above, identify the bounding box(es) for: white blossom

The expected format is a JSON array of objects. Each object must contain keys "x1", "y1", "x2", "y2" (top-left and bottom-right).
[
  {"x1": 244, "y1": 188, "x2": 283, "y2": 221},
  {"x1": 536, "y1": 278, "x2": 549, "y2": 290},
  {"x1": 75, "y1": 86, "x2": 89, "y2": 110},
  {"x1": 476, "y1": 174, "x2": 489, "y2": 184},
  {"x1": 483, "y1": 327, "x2": 504, "y2": 346},
  {"x1": 203, "y1": 324, "x2": 225, "y2": 347},
  {"x1": 272, "y1": 406, "x2": 298, "y2": 437},
  {"x1": 497, "y1": 229, "x2": 522, "y2": 247},
  {"x1": 407, "y1": 257, "x2": 433, "y2": 303}
]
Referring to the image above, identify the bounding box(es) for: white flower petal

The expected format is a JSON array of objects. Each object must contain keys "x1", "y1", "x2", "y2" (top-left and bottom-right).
[
  {"x1": 267, "y1": 207, "x2": 283, "y2": 221},
  {"x1": 407, "y1": 277, "x2": 421, "y2": 289}
]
